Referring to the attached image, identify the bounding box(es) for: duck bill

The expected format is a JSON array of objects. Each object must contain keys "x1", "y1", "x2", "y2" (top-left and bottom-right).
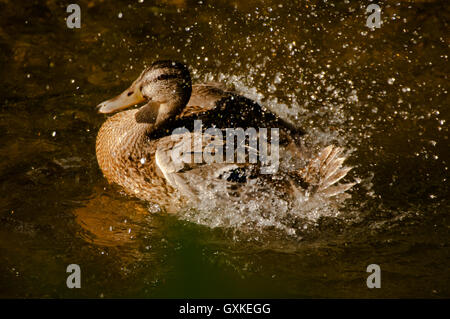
[{"x1": 97, "y1": 87, "x2": 146, "y2": 114}]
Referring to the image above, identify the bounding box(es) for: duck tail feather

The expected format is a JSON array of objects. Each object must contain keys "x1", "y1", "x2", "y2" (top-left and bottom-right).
[{"x1": 298, "y1": 145, "x2": 355, "y2": 197}]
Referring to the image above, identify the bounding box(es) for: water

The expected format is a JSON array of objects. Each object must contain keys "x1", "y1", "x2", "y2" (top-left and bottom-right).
[{"x1": 0, "y1": 0, "x2": 448, "y2": 298}]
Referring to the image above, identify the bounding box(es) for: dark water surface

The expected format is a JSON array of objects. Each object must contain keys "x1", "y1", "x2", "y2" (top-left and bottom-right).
[{"x1": 0, "y1": 0, "x2": 448, "y2": 298}]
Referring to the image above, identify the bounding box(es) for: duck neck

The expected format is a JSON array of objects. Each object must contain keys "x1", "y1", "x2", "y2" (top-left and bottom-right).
[
  {"x1": 153, "y1": 99, "x2": 186, "y2": 131},
  {"x1": 96, "y1": 110, "x2": 153, "y2": 179},
  {"x1": 120, "y1": 111, "x2": 154, "y2": 151}
]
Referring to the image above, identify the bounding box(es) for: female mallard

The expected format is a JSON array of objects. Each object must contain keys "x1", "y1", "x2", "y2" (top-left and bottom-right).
[{"x1": 96, "y1": 60, "x2": 354, "y2": 212}]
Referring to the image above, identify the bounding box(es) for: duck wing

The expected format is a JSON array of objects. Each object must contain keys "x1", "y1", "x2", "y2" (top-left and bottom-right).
[
  {"x1": 175, "y1": 83, "x2": 304, "y2": 143},
  {"x1": 178, "y1": 83, "x2": 233, "y2": 118},
  {"x1": 154, "y1": 131, "x2": 251, "y2": 202}
]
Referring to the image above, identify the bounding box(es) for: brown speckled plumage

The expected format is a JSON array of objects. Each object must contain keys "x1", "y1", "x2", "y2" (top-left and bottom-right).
[{"x1": 96, "y1": 109, "x2": 179, "y2": 209}]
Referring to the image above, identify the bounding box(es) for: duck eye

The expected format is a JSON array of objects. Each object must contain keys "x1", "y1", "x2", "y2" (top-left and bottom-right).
[
  {"x1": 127, "y1": 91, "x2": 133, "y2": 96},
  {"x1": 157, "y1": 74, "x2": 178, "y2": 81}
]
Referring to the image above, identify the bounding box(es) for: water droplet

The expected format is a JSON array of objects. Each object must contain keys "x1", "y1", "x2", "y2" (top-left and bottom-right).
[{"x1": 274, "y1": 72, "x2": 282, "y2": 84}]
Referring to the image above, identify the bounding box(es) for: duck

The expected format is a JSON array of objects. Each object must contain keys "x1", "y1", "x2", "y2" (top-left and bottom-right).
[{"x1": 96, "y1": 60, "x2": 355, "y2": 213}]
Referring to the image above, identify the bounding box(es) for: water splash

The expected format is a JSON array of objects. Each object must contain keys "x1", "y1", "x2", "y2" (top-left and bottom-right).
[{"x1": 159, "y1": 72, "x2": 360, "y2": 238}]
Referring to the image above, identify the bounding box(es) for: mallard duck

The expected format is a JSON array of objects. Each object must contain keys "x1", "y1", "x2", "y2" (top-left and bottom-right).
[{"x1": 96, "y1": 60, "x2": 354, "y2": 213}]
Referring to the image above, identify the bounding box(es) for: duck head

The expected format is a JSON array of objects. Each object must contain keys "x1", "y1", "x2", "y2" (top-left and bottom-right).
[{"x1": 97, "y1": 60, "x2": 192, "y2": 128}]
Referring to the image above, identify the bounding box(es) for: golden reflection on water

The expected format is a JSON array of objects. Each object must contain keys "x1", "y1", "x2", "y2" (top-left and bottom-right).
[{"x1": 73, "y1": 187, "x2": 152, "y2": 248}]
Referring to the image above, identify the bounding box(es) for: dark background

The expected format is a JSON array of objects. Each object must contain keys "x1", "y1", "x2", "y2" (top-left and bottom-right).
[{"x1": 0, "y1": 0, "x2": 448, "y2": 298}]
